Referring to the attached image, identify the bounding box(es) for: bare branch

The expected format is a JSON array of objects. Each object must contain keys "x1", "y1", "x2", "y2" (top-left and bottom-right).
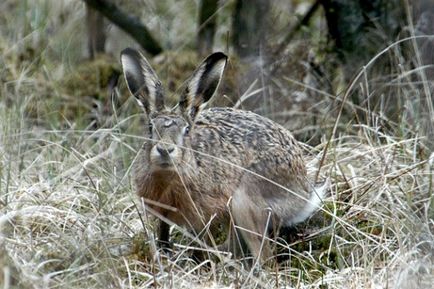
[{"x1": 83, "y1": 0, "x2": 163, "y2": 56}]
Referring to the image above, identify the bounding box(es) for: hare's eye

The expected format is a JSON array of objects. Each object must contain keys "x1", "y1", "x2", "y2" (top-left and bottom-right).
[{"x1": 184, "y1": 125, "x2": 191, "y2": 135}]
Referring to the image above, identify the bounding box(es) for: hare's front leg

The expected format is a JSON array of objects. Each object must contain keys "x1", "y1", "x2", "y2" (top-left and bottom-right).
[
  {"x1": 158, "y1": 221, "x2": 171, "y2": 251},
  {"x1": 231, "y1": 183, "x2": 273, "y2": 263}
]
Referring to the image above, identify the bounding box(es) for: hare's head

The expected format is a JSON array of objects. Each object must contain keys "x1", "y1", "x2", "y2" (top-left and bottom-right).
[{"x1": 121, "y1": 48, "x2": 227, "y2": 172}]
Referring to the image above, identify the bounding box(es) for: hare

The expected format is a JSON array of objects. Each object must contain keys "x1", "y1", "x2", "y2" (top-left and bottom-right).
[{"x1": 120, "y1": 48, "x2": 326, "y2": 262}]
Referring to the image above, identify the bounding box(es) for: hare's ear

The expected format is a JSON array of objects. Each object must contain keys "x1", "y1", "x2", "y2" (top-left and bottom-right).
[
  {"x1": 120, "y1": 48, "x2": 165, "y2": 114},
  {"x1": 179, "y1": 52, "x2": 227, "y2": 121}
]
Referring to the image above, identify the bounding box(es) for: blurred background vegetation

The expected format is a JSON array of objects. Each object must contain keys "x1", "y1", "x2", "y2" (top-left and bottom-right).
[{"x1": 1, "y1": 0, "x2": 433, "y2": 145}]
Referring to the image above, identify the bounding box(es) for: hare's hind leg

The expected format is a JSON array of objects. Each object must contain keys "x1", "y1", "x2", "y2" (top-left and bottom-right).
[{"x1": 230, "y1": 184, "x2": 274, "y2": 263}]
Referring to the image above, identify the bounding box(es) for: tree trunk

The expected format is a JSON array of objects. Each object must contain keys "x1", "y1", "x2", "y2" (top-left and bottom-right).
[
  {"x1": 232, "y1": 0, "x2": 270, "y2": 59},
  {"x1": 86, "y1": 4, "x2": 106, "y2": 59},
  {"x1": 320, "y1": 0, "x2": 403, "y2": 65},
  {"x1": 320, "y1": 0, "x2": 404, "y2": 113},
  {"x1": 413, "y1": 0, "x2": 434, "y2": 148},
  {"x1": 197, "y1": 0, "x2": 218, "y2": 56},
  {"x1": 414, "y1": 0, "x2": 434, "y2": 81}
]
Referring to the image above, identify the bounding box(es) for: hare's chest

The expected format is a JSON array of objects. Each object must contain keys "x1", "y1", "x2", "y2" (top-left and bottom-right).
[
  {"x1": 166, "y1": 186, "x2": 231, "y2": 229},
  {"x1": 145, "y1": 186, "x2": 201, "y2": 223}
]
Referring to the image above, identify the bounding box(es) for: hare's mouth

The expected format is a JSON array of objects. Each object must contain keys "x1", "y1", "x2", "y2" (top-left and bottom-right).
[
  {"x1": 158, "y1": 161, "x2": 171, "y2": 168},
  {"x1": 152, "y1": 159, "x2": 176, "y2": 171}
]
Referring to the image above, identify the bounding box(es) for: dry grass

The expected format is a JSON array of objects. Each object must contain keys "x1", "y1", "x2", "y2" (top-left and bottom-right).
[{"x1": 1, "y1": 0, "x2": 433, "y2": 288}]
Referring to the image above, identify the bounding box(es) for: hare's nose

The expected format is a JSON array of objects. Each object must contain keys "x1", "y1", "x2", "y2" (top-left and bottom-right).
[{"x1": 156, "y1": 145, "x2": 175, "y2": 156}]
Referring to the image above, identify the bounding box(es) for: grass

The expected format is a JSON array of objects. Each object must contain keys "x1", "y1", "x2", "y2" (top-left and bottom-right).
[{"x1": 1, "y1": 0, "x2": 433, "y2": 288}]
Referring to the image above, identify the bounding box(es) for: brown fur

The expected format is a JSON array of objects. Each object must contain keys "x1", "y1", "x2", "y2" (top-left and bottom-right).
[{"x1": 120, "y1": 49, "x2": 326, "y2": 263}]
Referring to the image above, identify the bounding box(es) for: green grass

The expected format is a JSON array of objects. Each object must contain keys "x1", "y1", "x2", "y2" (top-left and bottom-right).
[{"x1": 1, "y1": 0, "x2": 433, "y2": 288}]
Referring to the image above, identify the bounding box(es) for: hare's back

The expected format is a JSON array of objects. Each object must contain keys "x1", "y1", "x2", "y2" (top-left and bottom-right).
[
  {"x1": 193, "y1": 107, "x2": 304, "y2": 174},
  {"x1": 195, "y1": 107, "x2": 298, "y2": 147}
]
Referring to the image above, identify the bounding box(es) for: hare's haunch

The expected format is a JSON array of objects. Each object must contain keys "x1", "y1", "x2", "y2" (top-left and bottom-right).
[{"x1": 120, "y1": 48, "x2": 326, "y2": 261}]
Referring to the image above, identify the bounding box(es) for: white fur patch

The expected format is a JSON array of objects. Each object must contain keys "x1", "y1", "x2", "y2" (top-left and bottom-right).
[
  {"x1": 141, "y1": 62, "x2": 157, "y2": 107},
  {"x1": 121, "y1": 51, "x2": 160, "y2": 110},
  {"x1": 187, "y1": 58, "x2": 226, "y2": 107},
  {"x1": 121, "y1": 54, "x2": 138, "y2": 77},
  {"x1": 208, "y1": 60, "x2": 226, "y2": 80},
  {"x1": 289, "y1": 179, "x2": 329, "y2": 225},
  {"x1": 187, "y1": 65, "x2": 206, "y2": 101}
]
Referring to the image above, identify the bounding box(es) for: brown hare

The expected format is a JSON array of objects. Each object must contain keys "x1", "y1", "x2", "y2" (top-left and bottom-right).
[{"x1": 120, "y1": 48, "x2": 326, "y2": 262}]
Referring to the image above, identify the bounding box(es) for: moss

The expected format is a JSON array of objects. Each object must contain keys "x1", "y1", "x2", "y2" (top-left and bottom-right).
[
  {"x1": 272, "y1": 199, "x2": 357, "y2": 278},
  {"x1": 62, "y1": 54, "x2": 122, "y2": 100},
  {"x1": 213, "y1": 224, "x2": 229, "y2": 245},
  {"x1": 21, "y1": 54, "x2": 124, "y2": 127},
  {"x1": 130, "y1": 231, "x2": 154, "y2": 262}
]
